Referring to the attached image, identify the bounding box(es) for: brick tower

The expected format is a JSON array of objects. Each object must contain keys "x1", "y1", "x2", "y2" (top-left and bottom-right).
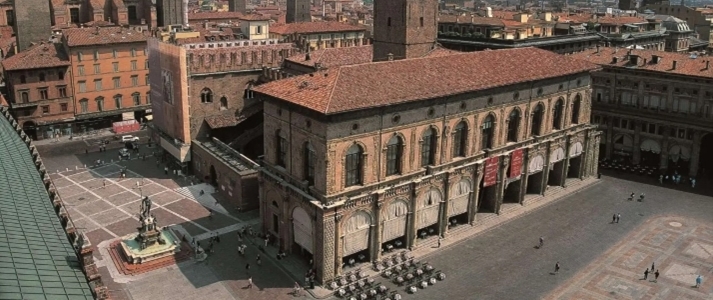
[
  {"x1": 13, "y1": 0, "x2": 52, "y2": 51},
  {"x1": 286, "y1": 0, "x2": 311, "y2": 23},
  {"x1": 372, "y1": 0, "x2": 438, "y2": 62},
  {"x1": 228, "y1": 0, "x2": 247, "y2": 14}
]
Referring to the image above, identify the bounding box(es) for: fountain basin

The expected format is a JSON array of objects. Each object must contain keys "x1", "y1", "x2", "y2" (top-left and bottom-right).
[{"x1": 120, "y1": 229, "x2": 181, "y2": 264}]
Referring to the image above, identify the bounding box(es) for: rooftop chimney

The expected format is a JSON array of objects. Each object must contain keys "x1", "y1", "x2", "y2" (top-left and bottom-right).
[
  {"x1": 387, "y1": 53, "x2": 394, "y2": 61},
  {"x1": 94, "y1": 26, "x2": 100, "y2": 35},
  {"x1": 706, "y1": 61, "x2": 710, "y2": 70},
  {"x1": 596, "y1": 45, "x2": 600, "y2": 53},
  {"x1": 612, "y1": 57, "x2": 618, "y2": 64},
  {"x1": 651, "y1": 55, "x2": 660, "y2": 64},
  {"x1": 672, "y1": 60, "x2": 677, "y2": 70},
  {"x1": 305, "y1": 52, "x2": 310, "y2": 61}
]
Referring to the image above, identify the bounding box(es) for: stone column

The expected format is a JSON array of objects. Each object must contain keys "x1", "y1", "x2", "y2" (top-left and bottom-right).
[
  {"x1": 541, "y1": 142, "x2": 552, "y2": 195},
  {"x1": 439, "y1": 173, "x2": 451, "y2": 237},
  {"x1": 689, "y1": 131, "x2": 702, "y2": 177},
  {"x1": 467, "y1": 164, "x2": 484, "y2": 225},
  {"x1": 495, "y1": 155, "x2": 510, "y2": 214},
  {"x1": 406, "y1": 182, "x2": 417, "y2": 249},
  {"x1": 371, "y1": 198, "x2": 383, "y2": 262},
  {"x1": 561, "y1": 139, "x2": 571, "y2": 187},
  {"x1": 632, "y1": 121, "x2": 642, "y2": 165},
  {"x1": 605, "y1": 118, "x2": 614, "y2": 160},
  {"x1": 660, "y1": 126, "x2": 670, "y2": 172},
  {"x1": 518, "y1": 149, "x2": 530, "y2": 205},
  {"x1": 579, "y1": 130, "x2": 592, "y2": 179},
  {"x1": 316, "y1": 212, "x2": 337, "y2": 283}
]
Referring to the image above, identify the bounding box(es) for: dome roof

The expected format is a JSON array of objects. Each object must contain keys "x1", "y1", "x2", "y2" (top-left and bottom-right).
[{"x1": 660, "y1": 16, "x2": 691, "y2": 32}]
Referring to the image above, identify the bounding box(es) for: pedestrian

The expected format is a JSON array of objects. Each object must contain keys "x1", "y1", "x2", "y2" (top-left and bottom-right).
[
  {"x1": 696, "y1": 275, "x2": 702, "y2": 287},
  {"x1": 264, "y1": 237, "x2": 269, "y2": 248},
  {"x1": 651, "y1": 262, "x2": 655, "y2": 272},
  {"x1": 654, "y1": 269, "x2": 659, "y2": 282},
  {"x1": 257, "y1": 257, "x2": 262, "y2": 266},
  {"x1": 245, "y1": 263, "x2": 250, "y2": 273},
  {"x1": 164, "y1": 167, "x2": 168, "y2": 175},
  {"x1": 85, "y1": 148, "x2": 88, "y2": 154},
  {"x1": 539, "y1": 236, "x2": 544, "y2": 248},
  {"x1": 247, "y1": 277, "x2": 253, "y2": 289},
  {"x1": 208, "y1": 209, "x2": 213, "y2": 220},
  {"x1": 691, "y1": 178, "x2": 696, "y2": 188},
  {"x1": 554, "y1": 262, "x2": 560, "y2": 273},
  {"x1": 658, "y1": 174, "x2": 663, "y2": 184},
  {"x1": 617, "y1": 213, "x2": 621, "y2": 223},
  {"x1": 644, "y1": 268, "x2": 649, "y2": 280},
  {"x1": 612, "y1": 214, "x2": 617, "y2": 223},
  {"x1": 216, "y1": 234, "x2": 221, "y2": 243},
  {"x1": 103, "y1": 179, "x2": 106, "y2": 188},
  {"x1": 437, "y1": 237, "x2": 441, "y2": 248}
]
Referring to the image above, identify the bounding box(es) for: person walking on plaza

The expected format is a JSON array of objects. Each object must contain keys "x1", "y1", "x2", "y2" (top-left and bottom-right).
[
  {"x1": 644, "y1": 268, "x2": 649, "y2": 280},
  {"x1": 612, "y1": 214, "x2": 616, "y2": 223},
  {"x1": 245, "y1": 263, "x2": 250, "y2": 274},
  {"x1": 539, "y1": 236, "x2": 544, "y2": 248},
  {"x1": 103, "y1": 179, "x2": 106, "y2": 188},
  {"x1": 691, "y1": 178, "x2": 696, "y2": 188},
  {"x1": 437, "y1": 237, "x2": 441, "y2": 248},
  {"x1": 696, "y1": 275, "x2": 702, "y2": 287},
  {"x1": 554, "y1": 262, "x2": 560, "y2": 274},
  {"x1": 617, "y1": 213, "x2": 621, "y2": 223},
  {"x1": 654, "y1": 270, "x2": 660, "y2": 282},
  {"x1": 651, "y1": 262, "x2": 655, "y2": 272},
  {"x1": 164, "y1": 166, "x2": 168, "y2": 175},
  {"x1": 247, "y1": 277, "x2": 253, "y2": 289},
  {"x1": 208, "y1": 209, "x2": 213, "y2": 220}
]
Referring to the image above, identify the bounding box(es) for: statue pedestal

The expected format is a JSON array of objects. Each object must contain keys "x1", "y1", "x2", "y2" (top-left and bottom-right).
[{"x1": 119, "y1": 228, "x2": 181, "y2": 264}]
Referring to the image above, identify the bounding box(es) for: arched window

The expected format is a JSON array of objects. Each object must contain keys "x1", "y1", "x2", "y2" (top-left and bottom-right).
[
  {"x1": 220, "y1": 96, "x2": 227, "y2": 108},
  {"x1": 20, "y1": 75, "x2": 26, "y2": 84},
  {"x1": 38, "y1": 73, "x2": 45, "y2": 81},
  {"x1": 20, "y1": 91, "x2": 29, "y2": 103},
  {"x1": 571, "y1": 95, "x2": 581, "y2": 124},
  {"x1": 95, "y1": 96, "x2": 104, "y2": 112},
  {"x1": 113, "y1": 94, "x2": 122, "y2": 108},
  {"x1": 345, "y1": 144, "x2": 363, "y2": 187},
  {"x1": 200, "y1": 88, "x2": 213, "y2": 103},
  {"x1": 452, "y1": 121, "x2": 467, "y2": 157},
  {"x1": 132, "y1": 92, "x2": 141, "y2": 105},
  {"x1": 553, "y1": 98, "x2": 564, "y2": 130},
  {"x1": 244, "y1": 83, "x2": 254, "y2": 99},
  {"x1": 276, "y1": 130, "x2": 287, "y2": 167},
  {"x1": 386, "y1": 135, "x2": 403, "y2": 176},
  {"x1": 531, "y1": 104, "x2": 543, "y2": 136},
  {"x1": 421, "y1": 128, "x2": 436, "y2": 167},
  {"x1": 304, "y1": 142, "x2": 315, "y2": 185},
  {"x1": 507, "y1": 109, "x2": 520, "y2": 142},
  {"x1": 481, "y1": 115, "x2": 494, "y2": 149}
]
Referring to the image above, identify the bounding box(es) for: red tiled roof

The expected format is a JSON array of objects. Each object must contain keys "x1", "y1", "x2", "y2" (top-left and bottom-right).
[
  {"x1": 597, "y1": 16, "x2": 647, "y2": 25},
  {"x1": 2, "y1": 42, "x2": 70, "y2": 71},
  {"x1": 63, "y1": 26, "x2": 148, "y2": 47},
  {"x1": 256, "y1": 47, "x2": 598, "y2": 114},
  {"x1": 270, "y1": 21, "x2": 366, "y2": 35},
  {"x1": 205, "y1": 114, "x2": 240, "y2": 128},
  {"x1": 438, "y1": 14, "x2": 505, "y2": 27},
  {"x1": 285, "y1": 45, "x2": 461, "y2": 69},
  {"x1": 188, "y1": 11, "x2": 244, "y2": 21},
  {"x1": 569, "y1": 47, "x2": 713, "y2": 78}
]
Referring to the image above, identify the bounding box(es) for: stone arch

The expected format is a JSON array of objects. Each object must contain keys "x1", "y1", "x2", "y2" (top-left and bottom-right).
[
  {"x1": 528, "y1": 154, "x2": 545, "y2": 173},
  {"x1": 341, "y1": 140, "x2": 369, "y2": 160},
  {"x1": 341, "y1": 210, "x2": 373, "y2": 256},
  {"x1": 448, "y1": 178, "x2": 471, "y2": 217},
  {"x1": 381, "y1": 199, "x2": 409, "y2": 243},
  {"x1": 416, "y1": 187, "x2": 442, "y2": 229},
  {"x1": 613, "y1": 133, "x2": 634, "y2": 151},
  {"x1": 550, "y1": 147, "x2": 566, "y2": 163},
  {"x1": 292, "y1": 206, "x2": 313, "y2": 253},
  {"x1": 569, "y1": 141, "x2": 583, "y2": 157}
]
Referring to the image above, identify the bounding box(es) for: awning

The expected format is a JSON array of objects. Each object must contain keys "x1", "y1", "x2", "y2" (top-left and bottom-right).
[
  {"x1": 668, "y1": 145, "x2": 691, "y2": 162},
  {"x1": 640, "y1": 139, "x2": 661, "y2": 153}
]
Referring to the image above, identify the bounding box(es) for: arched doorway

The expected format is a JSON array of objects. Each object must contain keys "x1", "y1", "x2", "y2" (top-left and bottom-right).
[
  {"x1": 209, "y1": 165, "x2": 217, "y2": 186},
  {"x1": 526, "y1": 155, "x2": 545, "y2": 195},
  {"x1": 381, "y1": 199, "x2": 408, "y2": 252},
  {"x1": 567, "y1": 142, "x2": 584, "y2": 178},
  {"x1": 699, "y1": 133, "x2": 713, "y2": 179},
  {"x1": 548, "y1": 147, "x2": 566, "y2": 186},
  {"x1": 292, "y1": 207, "x2": 313, "y2": 258},
  {"x1": 448, "y1": 179, "x2": 471, "y2": 227},
  {"x1": 416, "y1": 188, "x2": 441, "y2": 240},
  {"x1": 668, "y1": 144, "x2": 690, "y2": 176},
  {"x1": 613, "y1": 134, "x2": 634, "y2": 162},
  {"x1": 639, "y1": 139, "x2": 661, "y2": 168},
  {"x1": 341, "y1": 211, "x2": 372, "y2": 268},
  {"x1": 22, "y1": 121, "x2": 37, "y2": 140}
]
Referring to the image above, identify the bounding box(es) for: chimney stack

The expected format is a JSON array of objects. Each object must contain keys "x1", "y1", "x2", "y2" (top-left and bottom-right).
[
  {"x1": 706, "y1": 60, "x2": 710, "y2": 70},
  {"x1": 596, "y1": 45, "x2": 600, "y2": 53},
  {"x1": 94, "y1": 26, "x2": 100, "y2": 35},
  {"x1": 305, "y1": 52, "x2": 310, "y2": 61},
  {"x1": 387, "y1": 53, "x2": 394, "y2": 61},
  {"x1": 612, "y1": 57, "x2": 618, "y2": 64},
  {"x1": 672, "y1": 60, "x2": 677, "y2": 70},
  {"x1": 651, "y1": 55, "x2": 660, "y2": 64}
]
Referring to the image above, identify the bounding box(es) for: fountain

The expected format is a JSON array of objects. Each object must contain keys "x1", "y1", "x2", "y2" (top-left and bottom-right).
[{"x1": 119, "y1": 196, "x2": 181, "y2": 264}]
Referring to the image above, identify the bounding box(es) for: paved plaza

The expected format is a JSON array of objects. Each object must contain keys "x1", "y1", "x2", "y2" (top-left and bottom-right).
[{"x1": 40, "y1": 143, "x2": 713, "y2": 300}]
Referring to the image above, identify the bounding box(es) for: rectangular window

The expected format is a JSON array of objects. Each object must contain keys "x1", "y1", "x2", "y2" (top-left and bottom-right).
[
  {"x1": 345, "y1": 151, "x2": 362, "y2": 186},
  {"x1": 113, "y1": 62, "x2": 119, "y2": 72},
  {"x1": 386, "y1": 142, "x2": 401, "y2": 176},
  {"x1": 94, "y1": 79, "x2": 102, "y2": 91},
  {"x1": 133, "y1": 94, "x2": 140, "y2": 105},
  {"x1": 80, "y1": 100, "x2": 88, "y2": 113},
  {"x1": 256, "y1": 26, "x2": 262, "y2": 34},
  {"x1": 77, "y1": 52, "x2": 83, "y2": 62},
  {"x1": 41, "y1": 105, "x2": 49, "y2": 114},
  {"x1": 277, "y1": 135, "x2": 287, "y2": 167},
  {"x1": 131, "y1": 48, "x2": 136, "y2": 57},
  {"x1": 113, "y1": 77, "x2": 121, "y2": 88},
  {"x1": 60, "y1": 103, "x2": 68, "y2": 111},
  {"x1": 58, "y1": 71, "x2": 64, "y2": 80},
  {"x1": 93, "y1": 50, "x2": 99, "y2": 60},
  {"x1": 145, "y1": 60, "x2": 149, "y2": 69},
  {"x1": 78, "y1": 65, "x2": 85, "y2": 76},
  {"x1": 305, "y1": 147, "x2": 315, "y2": 185},
  {"x1": 97, "y1": 99, "x2": 104, "y2": 111},
  {"x1": 58, "y1": 86, "x2": 67, "y2": 98},
  {"x1": 19, "y1": 91, "x2": 29, "y2": 103},
  {"x1": 93, "y1": 63, "x2": 100, "y2": 74},
  {"x1": 114, "y1": 96, "x2": 121, "y2": 108},
  {"x1": 145, "y1": 74, "x2": 149, "y2": 85},
  {"x1": 78, "y1": 81, "x2": 86, "y2": 92},
  {"x1": 131, "y1": 75, "x2": 138, "y2": 87},
  {"x1": 146, "y1": 93, "x2": 151, "y2": 104},
  {"x1": 112, "y1": 49, "x2": 117, "y2": 58},
  {"x1": 131, "y1": 60, "x2": 137, "y2": 70},
  {"x1": 39, "y1": 89, "x2": 48, "y2": 100}
]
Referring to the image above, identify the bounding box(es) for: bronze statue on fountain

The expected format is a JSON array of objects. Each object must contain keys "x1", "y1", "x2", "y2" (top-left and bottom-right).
[{"x1": 134, "y1": 196, "x2": 166, "y2": 250}]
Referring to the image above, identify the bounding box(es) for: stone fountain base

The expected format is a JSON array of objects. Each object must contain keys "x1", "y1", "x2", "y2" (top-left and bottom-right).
[
  {"x1": 109, "y1": 229, "x2": 192, "y2": 276},
  {"x1": 119, "y1": 229, "x2": 181, "y2": 264}
]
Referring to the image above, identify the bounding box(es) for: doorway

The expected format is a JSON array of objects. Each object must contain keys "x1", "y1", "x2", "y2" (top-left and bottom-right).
[
  {"x1": 700, "y1": 134, "x2": 713, "y2": 179},
  {"x1": 22, "y1": 121, "x2": 37, "y2": 140},
  {"x1": 209, "y1": 165, "x2": 217, "y2": 186},
  {"x1": 548, "y1": 160, "x2": 565, "y2": 186},
  {"x1": 567, "y1": 156, "x2": 582, "y2": 178},
  {"x1": 526, "y1": 171, "x2": 544, "y2": 194},
  {"x1": 502, "y1": 179, "x2": 521, "y2": 203},
  {"x1": 477, "y1": 180, "x2": 497, "y2": 213}
]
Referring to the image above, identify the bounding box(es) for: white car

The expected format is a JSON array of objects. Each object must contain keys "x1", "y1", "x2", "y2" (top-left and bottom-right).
[
  {"x1": 121, "y1": 135, "x2": 139, "y2": 142},
  {"x1": 119, "y1": 148, "x2": 131, "y2": 158}
]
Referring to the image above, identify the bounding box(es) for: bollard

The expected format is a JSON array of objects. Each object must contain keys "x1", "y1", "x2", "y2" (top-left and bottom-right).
[
  {"x1": 75, "y1": 166, "x2": 78, "y2": 170},
  {"x1": 66, "y1": 168, "x2": 69, "y2": 172}
]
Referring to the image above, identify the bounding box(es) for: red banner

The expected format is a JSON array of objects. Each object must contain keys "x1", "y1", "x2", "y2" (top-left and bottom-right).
[
  {"x1": 509, "y1": 149, "x2": 524, "y2": 178},
  {"x1": 483, "y1": 156, "x2": 499, "y2": 187}
]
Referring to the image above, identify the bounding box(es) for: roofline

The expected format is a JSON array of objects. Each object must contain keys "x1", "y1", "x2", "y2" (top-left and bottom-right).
[
  {"x1": 66, "y1": 39, "x2": 149, "y2": 47},
  {"x1": 596, "y1": 63, "x2": 713, "y2": 80},
  {"x1": 3, "y1": 63, "x2": 71, "y2": 71}
]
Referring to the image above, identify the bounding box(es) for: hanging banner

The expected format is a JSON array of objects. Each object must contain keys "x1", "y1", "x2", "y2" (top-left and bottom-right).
[
  {"x1": 483, "y1": 156, "x2": 499, "y2": 187},
  {"x1": 509, "y1": 149, "x2": 524, "y2": 179}
]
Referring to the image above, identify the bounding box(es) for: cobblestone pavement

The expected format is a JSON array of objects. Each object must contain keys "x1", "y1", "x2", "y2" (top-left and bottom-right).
[{"x1": 398, "y1": 175, "x2": 713, "y2": 300}]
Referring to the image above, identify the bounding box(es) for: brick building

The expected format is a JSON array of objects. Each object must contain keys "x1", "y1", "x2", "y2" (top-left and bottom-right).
[
  {"x1": 570, "y1": 48, "x2": 713, "y2": 179},
  {"x1": 2, "y1": 42, "x2": 75, "y2": 139},
  {"x1": 13, "y1": 0, "x2": 53, "y2": 51},
  {"x1": 253, "y1": 0, "x2": 601, "y2": 283},
  {"x1": 49, "y1": 0, "x2": 158, "y2": 29},
  {"x1": 62, "y1": 26, "x2": 151, "y2": 132},
  {"x1": 286, "y1": 0, "x2": 311, "y2": 23},
  {"x1": 148, "y1": 20, "x2": 296, "y2": 208},
  {"x1": 269, "y1": 21, "x2": 368, "y2": 51}
]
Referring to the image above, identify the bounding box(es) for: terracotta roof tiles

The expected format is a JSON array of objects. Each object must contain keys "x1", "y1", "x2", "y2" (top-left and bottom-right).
[
  {"x1": 270, "y1": 21, "x2": 366, "y2": 35},
  {"x1": 63, "y1": 26, "x2": 148, "y2": 47},
  {"x1": 2, "y1": 42, "x2": 70, "y2": 71},
  {"x1": 597, "y1": 16, "x2": 648, "y2": 25},
  {"x1": 569, "y1": 47, "x2": 713, "y2": 79},
  {"x1": 256, "y1": 47, "x2": 598, "y2": 114},
  {"x1": 239, "y1": 14, "x2": 271, "y2": 21},
  {"x1": 438, "y1": 14, "x2": 505, "y2": 27},
  {"x1": 285, "y1": 45, "x2": 461, "y2": 69},
  {"x1": 188, "y1": 11, "x2": 244, "y2": 21}
]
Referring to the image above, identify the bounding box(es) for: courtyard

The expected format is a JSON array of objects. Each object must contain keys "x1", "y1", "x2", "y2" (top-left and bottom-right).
[{"x1": 40, "y1": 143, "x2": 713, "y2": 300}]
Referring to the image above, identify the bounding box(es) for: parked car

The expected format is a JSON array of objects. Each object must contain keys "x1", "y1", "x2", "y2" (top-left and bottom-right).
[
  {"x1": 119, "y1": 148, "x2": 131, "y2": 158},
  {"x1": 121, "y1": 135, "x2": 139, "y2": 142}
]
